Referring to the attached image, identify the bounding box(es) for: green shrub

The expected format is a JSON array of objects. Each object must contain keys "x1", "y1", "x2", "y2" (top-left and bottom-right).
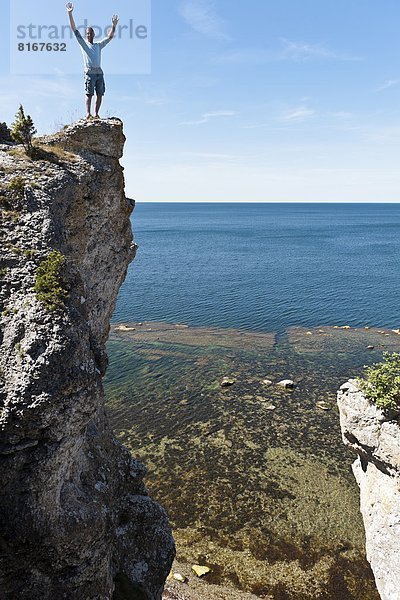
[
  {"x1": 10, "y1": 105, "x2": 36, "y2": 157},
  {"x1": 358, "y1": 352, "x2": 400, "y2": 410},
  {"x1": 8, "y1": 245, "x2": 23, "y2": 255},
  {"x1": 33, "y1": 250, "x2": 68, "y2": 310},
  {"x1": 22, "y1": 249, "x2": 38, "y2": 259}
]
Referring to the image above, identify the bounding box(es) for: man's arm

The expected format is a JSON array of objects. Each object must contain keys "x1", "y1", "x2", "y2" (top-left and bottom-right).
[
  {"x1": 108, "y1": 14, "x2": 119, "y2": 39},
  {"x1": 66, "y1": 3, "x2": 77, "y2": 33}
]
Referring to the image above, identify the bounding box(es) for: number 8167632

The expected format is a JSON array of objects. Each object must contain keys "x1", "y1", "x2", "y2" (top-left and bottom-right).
[{"x1": 18, "y1": 43, "x2": 67, "y2": 51}]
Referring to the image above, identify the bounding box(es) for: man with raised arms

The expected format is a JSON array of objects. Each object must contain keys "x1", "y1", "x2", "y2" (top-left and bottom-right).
[{"x1": 66, "y1": 3, "x2": 119, "y2": 119}]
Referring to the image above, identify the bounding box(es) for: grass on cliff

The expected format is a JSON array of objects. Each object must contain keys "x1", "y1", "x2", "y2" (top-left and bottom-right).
[
  {"x1": 8, "y1": 143, "x2": 77, "y2": 166},
  {"x1": 34, "y1": 250, "x2": 68, "y2": 311},
  {"x1": 8, "y1": 176, "x2": 26, "y2": 197},
  {"x1": 0, "y1": 177, "x2": 28, "y2": 221},
  {"x1": 358, "y1": 352, "x2": 400, "y2": 410},
  {"x1": 0, "y1": 176, "x2": 25, "y2": 204}
]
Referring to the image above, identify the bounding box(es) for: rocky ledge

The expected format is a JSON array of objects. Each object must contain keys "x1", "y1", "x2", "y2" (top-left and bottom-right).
[
  {"x1": 337, "y1": 380, "x2": 400, "y2": 600},
  {"x1": 0, "y1": 119, "x2": 175, "y2": 599}
]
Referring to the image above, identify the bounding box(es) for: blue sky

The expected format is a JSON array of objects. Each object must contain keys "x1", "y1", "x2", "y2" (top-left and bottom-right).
[{"x1": 1, "y1": 1, "x2": 400, "y2": 202}]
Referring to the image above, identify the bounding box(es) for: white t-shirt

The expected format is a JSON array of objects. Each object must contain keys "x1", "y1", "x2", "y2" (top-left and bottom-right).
[{"x1": 74, "y1": 30, "x2": 111, "y2": 74}]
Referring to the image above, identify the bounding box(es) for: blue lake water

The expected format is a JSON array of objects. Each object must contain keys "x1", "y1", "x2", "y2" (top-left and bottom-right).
[{"x1": 113, "y1": 203, "x2": 400, "y2": 332}]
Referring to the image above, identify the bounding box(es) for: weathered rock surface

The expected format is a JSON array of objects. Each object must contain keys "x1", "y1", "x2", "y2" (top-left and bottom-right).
[
  {"x1": 337, "y1": 379, "x2": 400, "y2": 600},
  {"x1": 0, "y1": 119, "x2": 175, "y2": 599}
]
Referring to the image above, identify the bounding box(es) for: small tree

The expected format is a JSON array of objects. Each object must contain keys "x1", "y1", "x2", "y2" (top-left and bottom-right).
[
  {"x1": 358, "y1": 352, "x2": 400, "y2": 410},
  {"x1": 10, "y1": 105, "x2": 36, "y2": 157}
]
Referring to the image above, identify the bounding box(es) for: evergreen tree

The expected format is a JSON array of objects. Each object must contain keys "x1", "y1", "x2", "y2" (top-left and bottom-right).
[{"x1": 10, "y1": 105, "x2": 36, "y2": 156}]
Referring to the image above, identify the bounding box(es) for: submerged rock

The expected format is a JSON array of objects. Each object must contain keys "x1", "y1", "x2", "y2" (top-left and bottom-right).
[
  {"x1": 116, "y1": 324, "x2": 136, "y2": 332},
  {"x1": 277, "y1": 379, "x2": 295, "y2": 389},
  {"x1": 221, "y1": 377, "x2": 236, "y2": 387},
  {"x1": 255, "y1": 396, "x2": 275, "y2": 410},
  {"x1": 191, "y1": 565, "x2": 211, "y2": 577},
  {"x1": 316, "y1": 401, "x2": 331, "y2": 411},
  {"x1": 172, "y1": 573, "x2": 187, "y2": 583}
]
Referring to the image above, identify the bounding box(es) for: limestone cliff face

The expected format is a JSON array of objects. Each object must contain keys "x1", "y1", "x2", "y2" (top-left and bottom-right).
[
  {"x1": 337, "y1": 380, "x2": 400, "y2": 600},
  {"x1": 0, "y1": 119, "x2": 175, "y2": 599}
]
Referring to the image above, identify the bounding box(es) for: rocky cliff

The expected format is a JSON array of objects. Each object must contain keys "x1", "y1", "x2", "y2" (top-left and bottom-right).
[
  {"x1": 0, "y1": 119, "x2": 175, "y2": 599},
  {"x1": 337, "y1": 380, "x2": 400, "y2": 600}
]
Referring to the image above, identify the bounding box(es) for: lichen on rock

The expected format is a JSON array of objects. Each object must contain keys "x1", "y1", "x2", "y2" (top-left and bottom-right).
[{"x1": 0, "y1": 119, "x2": 175, "y2": 599}]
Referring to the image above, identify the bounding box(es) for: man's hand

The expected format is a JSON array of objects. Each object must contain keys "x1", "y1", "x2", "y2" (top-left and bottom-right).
[
  {"x1": 67, "y1": 3, "x2": 77, "y2": 32},
  {"x1": 108, "y1": 14, "x2": 119, "y2": 39}
]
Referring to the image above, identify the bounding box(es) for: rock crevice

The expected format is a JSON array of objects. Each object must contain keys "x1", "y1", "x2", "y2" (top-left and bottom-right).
[{"x1": 0, "y1": 119, "x2": 175, "y2": 599}]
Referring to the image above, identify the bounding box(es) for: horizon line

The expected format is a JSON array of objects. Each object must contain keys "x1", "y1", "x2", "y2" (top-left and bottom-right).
[{"x1": 130, "y1": 200, "x2": 400, "y2": 204}]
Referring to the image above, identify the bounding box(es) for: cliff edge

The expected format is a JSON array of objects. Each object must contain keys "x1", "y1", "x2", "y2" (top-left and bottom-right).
[
  {"x1": 337, "y1": 380, "x2": 400, "y2": 600},
  {"x1": 0, "y1": 119, "x2": 175, "y2": 599}
]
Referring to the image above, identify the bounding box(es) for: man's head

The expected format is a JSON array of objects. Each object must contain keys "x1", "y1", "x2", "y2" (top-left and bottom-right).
[{"x1": 86, "y1": 27, "x2": 95, "y2": 43}]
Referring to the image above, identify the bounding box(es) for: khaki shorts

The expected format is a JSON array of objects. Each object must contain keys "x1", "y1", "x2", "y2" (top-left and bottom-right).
[{"x1": 84, "y1": 73, "x2": 105, "y2": 96}]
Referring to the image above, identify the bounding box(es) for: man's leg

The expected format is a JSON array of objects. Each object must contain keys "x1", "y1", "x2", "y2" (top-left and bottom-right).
[
  {"x1": 86, "y1": 95, "x2": 93, "y2": 118},
  {"x1": 95, "y1": 95, "x2": 103, "y2": 117},
  {"x1": 94, "y1": 75, "x2": 106, "y2": 118}
]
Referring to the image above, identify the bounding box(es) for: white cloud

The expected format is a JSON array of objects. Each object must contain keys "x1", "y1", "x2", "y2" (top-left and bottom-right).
[
  {"x1": 243, "y1": 109, "x2": 354, "y2": 130},
  {"x1": 280, "y1": 39, "x2": 361, "y2": 62},
  {"x1": 216, "y1": 49, "x2": 272, "y2": 65},
  {"x1": 376, "y1": 79, "x2": 400, "y2": 91},
  {"x1": 0, "y1": 75, "x2": 76, "y2": 100},
  {"x1": 328, "y1": 111, "x2": 354, "y2": 120},
  {"x1": 217, "y1": 40, "x2": 360, "y2": 65},
  {"x1": 180, "y1": 110, "x2": 237, "y2": 125},
  {"x1": 178, "y1": 0, "x2": 230, "y2": 40},
  {"x1": 281, "y1": 106, "x2": 316, "y2": 122}
]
